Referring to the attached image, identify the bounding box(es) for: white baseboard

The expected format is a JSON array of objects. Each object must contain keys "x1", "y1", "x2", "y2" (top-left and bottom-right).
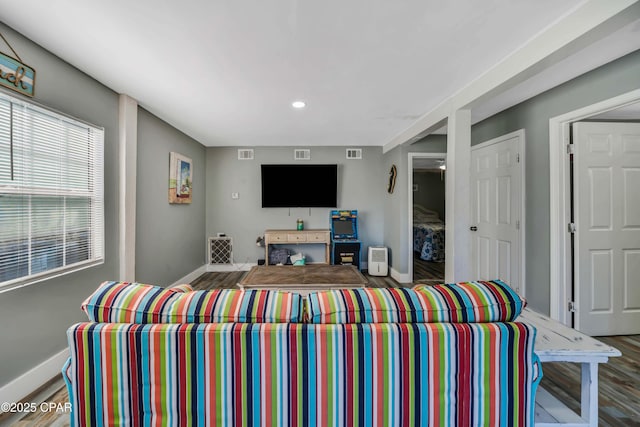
[
  {"x1": 0, "y1": 348, "x2": 69, "y2": 409},
  {"x1": 170, "y1": 264, "x2": 208, "y2": 286},
  {"x1": 206, "y1": 262, "x2": 256, "y2": 273},
  {"x1": 390, "y1": 267, "x2": 411, "y2": 284}
]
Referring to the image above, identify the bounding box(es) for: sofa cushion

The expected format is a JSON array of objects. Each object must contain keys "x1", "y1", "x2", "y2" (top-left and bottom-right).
[
  {"x1": 412, "y1": 280, "x2": 526, "y2": 322},
  {"x1": 306, "y1": 288, "x2": 420, "y2": 323},
  {"x1": 81, "y1": 281, "x2": 187, "y2": 323},
  {"x1": 307, "y1": 280, "x2": 525, "y2": 323},
  {"x1": 163, "y1": 288, "x2": 303, "y2": 323},
  {"x1": 82, "y1": 281, "x2": 303, "y2": 323}
]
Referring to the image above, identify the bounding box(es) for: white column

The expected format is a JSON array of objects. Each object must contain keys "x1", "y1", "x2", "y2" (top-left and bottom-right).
[
  {"x1": 119, "y1": 94, "x2": 138, "y2": 282},
  {"x1": 445, "y1": 109, "x2": 472, "y2": 282}
]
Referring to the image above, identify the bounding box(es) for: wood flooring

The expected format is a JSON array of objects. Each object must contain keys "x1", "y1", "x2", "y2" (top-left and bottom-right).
[
  {"x1": 539, "y1": 334, "x2": 640, "y2": 426},
  {"x1": 413, "y1": 253, "x2": 445, "y2": 284},
  {"x1": 4, "y1": 270, "x2": 638, "y2": 426},
  {"x1": 190, "y1": 269, "x2": 409, "y2": 290}
]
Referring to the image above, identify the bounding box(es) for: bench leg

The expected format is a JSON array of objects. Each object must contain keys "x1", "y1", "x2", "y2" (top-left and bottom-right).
[{"x1": 580, "y1": 362, "x2": 599, "y2": 426}]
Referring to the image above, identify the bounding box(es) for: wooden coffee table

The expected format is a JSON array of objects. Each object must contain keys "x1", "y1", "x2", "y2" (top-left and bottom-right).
[{"x1": 238, "y1": 264, "x2": 367, "y2": 292}]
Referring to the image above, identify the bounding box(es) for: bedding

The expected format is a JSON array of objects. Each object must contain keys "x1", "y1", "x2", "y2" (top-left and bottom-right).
[{"x1": 413, "y1": 205, "x2": 445, "y2": 262}]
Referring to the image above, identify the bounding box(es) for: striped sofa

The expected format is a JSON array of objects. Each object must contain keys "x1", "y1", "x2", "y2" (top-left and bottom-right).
[{"x1": 64, "y1": 280, "x2": 541, "y2": 426}]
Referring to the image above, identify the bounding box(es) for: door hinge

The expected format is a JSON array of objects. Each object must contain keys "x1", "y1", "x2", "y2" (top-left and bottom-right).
[
  {"x1": 568, "y1": 223, "x2": 576, "y2": 233},
  {"x1": 568, "y1": 301, "x2": 576, "y2": 313},
  {"x1": 567, "y1": 144, "x2": 575, "y2": 155},
  {"x1": 516, "y1": 220, "x2": 520, "y2": 230},
  {"x1": 516, "y1": 153, "x2": 520, "y2": 163}
]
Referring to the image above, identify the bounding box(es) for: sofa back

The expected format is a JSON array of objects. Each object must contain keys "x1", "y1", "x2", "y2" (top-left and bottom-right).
[
  {"x1": 64, "y1": 321, "x2": 540, "y2": 426},
  {"x1": 80, "y1": 279, "x2": 525, "y2": 325}
]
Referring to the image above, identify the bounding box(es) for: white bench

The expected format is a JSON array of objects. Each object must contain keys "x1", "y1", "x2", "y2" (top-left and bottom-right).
[{"x1": 519, "y1": 308, "x2": 622, "y2": 427}]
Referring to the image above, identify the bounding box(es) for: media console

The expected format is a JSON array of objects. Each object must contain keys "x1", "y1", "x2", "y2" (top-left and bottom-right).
[{"x1": 264, "y1": 229, "x2": 331, "y2": 264}]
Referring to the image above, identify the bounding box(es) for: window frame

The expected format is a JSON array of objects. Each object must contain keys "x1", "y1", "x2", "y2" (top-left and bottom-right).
[{"x1": 0, "y1": 90, "x2": 105, "y2": 293}]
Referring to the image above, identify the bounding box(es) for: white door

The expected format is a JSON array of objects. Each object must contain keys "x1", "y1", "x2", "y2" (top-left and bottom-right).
[
  {"x1": 573, "y1": 122, "x2": 640, "y2": 336},
  {"x1": 470, "y1": 131, "x2": 523, "y2": 295}
]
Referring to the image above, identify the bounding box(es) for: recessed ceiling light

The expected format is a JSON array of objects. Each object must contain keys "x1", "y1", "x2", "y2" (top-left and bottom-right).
[{"x1": 292, "y1": 101, "x2": 306, "y2": 109}]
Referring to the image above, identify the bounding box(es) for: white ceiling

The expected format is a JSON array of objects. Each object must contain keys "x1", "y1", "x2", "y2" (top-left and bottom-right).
[{"x1": 0, "y1": 1, "x2": 638, "y2": 147}]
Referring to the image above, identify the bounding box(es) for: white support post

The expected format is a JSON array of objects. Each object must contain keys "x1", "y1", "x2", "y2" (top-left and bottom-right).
[
  {"x1": 445, "y1": 109, "x2": 472, "y2": 282},
  {"x1": 119, "y1": 94, "x2": 138, "y2": 282}
]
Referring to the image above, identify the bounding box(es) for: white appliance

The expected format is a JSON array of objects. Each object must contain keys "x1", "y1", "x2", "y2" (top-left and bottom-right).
[{"x1": 368, "y1": 246, "x2": 388, "y2": 277}]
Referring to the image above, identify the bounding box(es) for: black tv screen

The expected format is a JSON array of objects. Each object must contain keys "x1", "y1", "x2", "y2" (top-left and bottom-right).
[{"x1": 261, "y1": 164, "x2": 337, "y2": 208}]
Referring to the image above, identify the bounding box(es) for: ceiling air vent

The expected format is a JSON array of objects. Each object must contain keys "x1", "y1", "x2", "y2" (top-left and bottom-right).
[
  {"x1": 294, "y1": 149, "x2": 311, "y2": 160},
  {"x1": 346, "y1": 148, "x2": 362, "y2": 159},
  {"x1": 238, "y1": 149, "x2": 254, "y2": 160}
]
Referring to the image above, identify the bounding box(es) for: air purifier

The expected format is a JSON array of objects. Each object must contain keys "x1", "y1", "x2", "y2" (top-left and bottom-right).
[{"x1": 368, "y1": 246, "x2": 388, "y2": 277}]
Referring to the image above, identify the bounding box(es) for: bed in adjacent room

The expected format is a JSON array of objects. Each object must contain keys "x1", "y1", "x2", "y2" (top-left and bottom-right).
[{"x1": 413, "y1": 205, "x2": 445, "y2": 262}]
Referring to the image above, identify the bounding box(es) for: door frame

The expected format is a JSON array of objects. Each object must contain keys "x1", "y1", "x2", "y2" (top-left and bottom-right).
[
  {"x1": 470, "y1": 129, "x2": 527, "y2": 298},
  {"x1": 407, "y1": 152, "x2": 446, "y2": 283},
  {"x1": 549, "y1": 88, "x2": 640, "y2": 325}
]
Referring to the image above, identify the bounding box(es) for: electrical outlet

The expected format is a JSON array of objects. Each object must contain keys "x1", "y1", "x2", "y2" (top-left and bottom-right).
[{"x1": 231, "y1": 192, "x2": 239, "y2": 199}]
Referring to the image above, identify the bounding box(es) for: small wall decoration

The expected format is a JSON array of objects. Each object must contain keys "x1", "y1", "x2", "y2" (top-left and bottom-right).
[
  {"x1": 0, "y1": 33, "x2": 35, "y2": 97},
  {"x1": 388, "y1": 164, "x2": 397, "y2": 194},
  {"x1": 169, "y1": 152, "x2": 193, "y2": 204}
]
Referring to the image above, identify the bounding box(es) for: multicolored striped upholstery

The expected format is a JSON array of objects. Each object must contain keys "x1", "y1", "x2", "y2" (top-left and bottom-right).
[
  {"x1": 64, "y1": 321, "x2": 541, "y2": 426},
  {"x1": 308, "y1": 280, "x2": 525, "y2": 324},
  {"x1": 82, "y1": 281, "x2": 303, "y2": 324},
  {"x1": 413, "y1": 280, "x2": 526, "y2": 322},
  {"x1": 170, "y1": 283, "x2": 194, "y2": 293}
]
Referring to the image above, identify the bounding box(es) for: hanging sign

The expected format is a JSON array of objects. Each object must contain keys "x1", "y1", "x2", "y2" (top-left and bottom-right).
[{"x1": 0, "y1": 52, "x2": 35, "y2": 97}]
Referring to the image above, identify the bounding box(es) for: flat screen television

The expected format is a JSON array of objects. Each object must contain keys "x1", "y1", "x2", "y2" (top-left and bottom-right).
[{"x1": 261, "y1": 164, "x2": 337, "y2": 208}]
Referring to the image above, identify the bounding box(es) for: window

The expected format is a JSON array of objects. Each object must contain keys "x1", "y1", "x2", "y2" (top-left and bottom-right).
[{"x1": 0, "y1": 92, "x2": 104, "y2": 289}]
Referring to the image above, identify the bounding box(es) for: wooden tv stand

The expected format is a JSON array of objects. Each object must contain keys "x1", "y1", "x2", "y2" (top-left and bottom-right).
[{"x1": 264, "y1": 229, "x2": 331, "y2": 264}]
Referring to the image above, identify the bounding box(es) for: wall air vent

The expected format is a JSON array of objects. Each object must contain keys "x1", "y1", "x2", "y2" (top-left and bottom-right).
[
  {"x1": 294, "y1": 149, "x2": 311, "y2": 160},
  {"x1": 346, "y1": 148, "x2": 362, "y2": 159},
  {"x1": 238, "y1": 149, "x2": 254, "y2": 160},
  {"x1": 208, "y1": 237, "x2": 233, "y2": 264}
]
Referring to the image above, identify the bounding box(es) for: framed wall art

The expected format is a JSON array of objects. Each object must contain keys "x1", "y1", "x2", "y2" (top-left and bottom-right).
[{"x1": 169, "y1": 152, "x2": 192, "y2": 204}]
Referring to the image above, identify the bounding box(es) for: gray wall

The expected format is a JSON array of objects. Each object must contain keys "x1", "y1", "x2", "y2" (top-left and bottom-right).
[
  {"x1": 471, "y1": 49, "x2": 640, "y2": 314},
  {"x1": 135, "y1": 108, "x2": 207, "y2": 285},
  {"x1": 382, "y1": 145, "x2": 404, "y2": 271},
  {"x1": 206, "y1": 147, "x2": 385, "y2": 266},
  {"x1": 383, "y1": 49, "x2": 640, "y2": 298},
  {"x1": 0, "y1": 23, "x2": 120, "y2": 387},
  {"x1": 383, "y1": 135, "x2": 447, "y2": 275},
  {"x1": 0, "y1": 24, "x2": 209, "y2": 389},
  {"x1": 413, "y1": 171, "x2": 446, "y2": 220}
]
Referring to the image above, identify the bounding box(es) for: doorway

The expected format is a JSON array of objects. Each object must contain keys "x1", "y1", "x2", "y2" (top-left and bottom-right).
[
  {"x1": 408, "y1": 153, "x2": 446, "y2": 284},
  {"x1": 549, "y1": 89, "x2": 640, "y2": 330},
  {"x1": 571, "y1": 121, "x2": 640, "y2": 335}
]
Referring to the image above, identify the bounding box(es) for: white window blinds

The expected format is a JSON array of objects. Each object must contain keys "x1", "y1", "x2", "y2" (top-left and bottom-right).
[{"x1": 0, "y1": 92, "x2": 104, "y2": 289}]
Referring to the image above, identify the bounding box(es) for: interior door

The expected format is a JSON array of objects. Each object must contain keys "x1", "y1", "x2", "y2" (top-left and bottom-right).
[
  {"x1": 573, "y1": 122, "x2": 640, "y2": 336},
  {"x1": 470, "y1": 133, "x2": 523, "y2": 295}
]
